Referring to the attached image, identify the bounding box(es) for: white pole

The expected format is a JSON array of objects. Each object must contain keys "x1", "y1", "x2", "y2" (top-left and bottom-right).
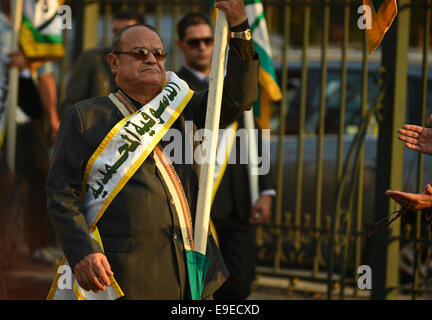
[
  {"x1": 244, "y1": 109, "x2": 259, "y2": 205},
  {"x1": 6, "y1": 0, "x2": 24, "y2": 171},
  {"x1": 194, "y1": 11, "x2": 228, "y2": 255}
]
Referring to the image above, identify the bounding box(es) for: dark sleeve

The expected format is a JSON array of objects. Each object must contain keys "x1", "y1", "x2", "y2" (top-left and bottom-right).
[
  {"x1": 257, "y1": 126, "x2": 275, "y2": 192},
  {"x1": 258, "y1": 169, "x2": 275, "y2": 192},
  {"x1": 189, "y1": 19, "x2": 260, "y2": 129},
  {"x1": 46, "y1": 106, "x2": 103, "y2": 270},
  {"x1": 228, "y1": 20, "x2": 255, "y2": 60}
]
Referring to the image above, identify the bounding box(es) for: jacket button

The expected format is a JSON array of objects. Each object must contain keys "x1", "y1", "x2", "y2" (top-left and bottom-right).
[
  {"x1": 173, "y1": 232, "x2": 178, "y2": 240},
  {"x1": 170, "y1": 198, "x2": 175, "y2": 205}
]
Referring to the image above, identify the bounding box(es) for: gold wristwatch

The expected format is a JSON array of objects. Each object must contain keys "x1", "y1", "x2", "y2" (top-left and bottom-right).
[{"x1": 229, "y1": 28, "x2": 252, "y2": 41}]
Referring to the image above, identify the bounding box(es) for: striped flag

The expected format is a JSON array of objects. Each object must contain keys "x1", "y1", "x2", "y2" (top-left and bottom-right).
[
  {"x1": 245, "y1": 0, "x2": 282, "y2": 129},
  {"x1": 19, "y1": 0, "x2": 65, "y2": 71},
  {"x1": 363, "y1": 0, "x2": 398, "y2": 54}
]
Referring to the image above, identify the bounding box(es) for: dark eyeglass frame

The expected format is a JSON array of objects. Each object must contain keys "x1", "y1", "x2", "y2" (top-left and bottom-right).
[
  {"x1": 185, "y1": 37, "x2": 214, "y2": 48},
  {"x1": 113, "y1": 47, "x2": 168, "y2": 60}
]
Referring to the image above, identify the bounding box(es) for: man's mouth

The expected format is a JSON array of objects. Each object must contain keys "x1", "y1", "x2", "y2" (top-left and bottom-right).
[{"x1": 140, "y1": 68, "x2": 159, "y2": 73}]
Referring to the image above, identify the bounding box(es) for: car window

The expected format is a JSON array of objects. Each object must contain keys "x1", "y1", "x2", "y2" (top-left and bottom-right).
[
  {"x1": 270, "y1": 66, "x2": 430, "y2": 136},
  {"x1": 270, "y1": 67, "x2": 381, "y2": 135}
]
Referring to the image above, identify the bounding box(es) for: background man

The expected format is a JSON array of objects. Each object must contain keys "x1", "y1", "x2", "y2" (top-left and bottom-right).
[
  {"x1": 60, "y1": 8, "x2": 145, "y2": 117},
  {"x1": 46, "y1": 0, "x2": 260, "y2": 299},
  {"x1": 177, "y1": 12, "x2": 275, "y2": 300}
]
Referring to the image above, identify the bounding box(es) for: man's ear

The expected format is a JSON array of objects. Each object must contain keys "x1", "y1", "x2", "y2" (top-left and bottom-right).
[{"x1": 107, "y1": 53, "x2": 118, "y2": 75}]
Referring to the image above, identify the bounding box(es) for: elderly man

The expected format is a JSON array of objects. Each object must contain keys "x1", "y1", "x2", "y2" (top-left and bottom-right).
[{"x1": 46, "y1": 0, "x2": 259, "y2": 300}]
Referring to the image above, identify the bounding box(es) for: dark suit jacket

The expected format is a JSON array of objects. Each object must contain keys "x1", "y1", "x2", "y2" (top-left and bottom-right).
[
  {"x1": 177, "y1": 67, "x2": 209, "y2": 92},
  {"x1": 176, "y1": 67, "x2": 275, "y2": 227},
  {"x1": 60, "y1": 47, "x2": 115, "y2": 118},
  {"x1": 46, "y1": 48, "x2": 259, "y2": 299}
]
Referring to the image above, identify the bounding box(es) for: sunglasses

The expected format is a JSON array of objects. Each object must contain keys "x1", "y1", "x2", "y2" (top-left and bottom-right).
[
  {"x1": 185, "y1": 37, "x2": 214, "y2": 48},
  {"x1": 113, "y1": 47, "x2": 168, "y2": 60}
]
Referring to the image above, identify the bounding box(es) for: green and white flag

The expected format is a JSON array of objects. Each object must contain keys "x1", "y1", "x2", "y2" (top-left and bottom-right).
[
  {"x1": 245, "y1": 0, "x2": 282, "y2": 129},
  {"x1": 19, "y1": 0, "x2": 64, "y2": 72}
]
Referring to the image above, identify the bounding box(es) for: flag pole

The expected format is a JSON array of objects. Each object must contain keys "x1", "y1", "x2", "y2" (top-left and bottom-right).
[
  {"x1": 194, "y1": 11, "x2": 229, "y2": 255},
  {"x1": 6, "y1": 0, "x2": 24, "y2": 171},
  {"x1": 244, "y1": 110, "x2": 259, "y2": 205}
]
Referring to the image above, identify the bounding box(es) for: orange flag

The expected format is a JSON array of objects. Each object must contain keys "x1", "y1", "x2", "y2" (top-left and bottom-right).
[{"x1": 363, "y1": 0, "x2": 398, "y2": 54}]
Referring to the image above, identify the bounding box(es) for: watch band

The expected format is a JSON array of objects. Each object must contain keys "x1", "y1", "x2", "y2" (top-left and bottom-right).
[{"x1": 229, "y1": 28, "x2": 252, "y2": 41}]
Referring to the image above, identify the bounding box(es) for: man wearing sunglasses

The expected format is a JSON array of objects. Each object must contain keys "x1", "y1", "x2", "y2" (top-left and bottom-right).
[
  {"x1": 176, "y1": 13, "x2": 214, "y2": 88},
  {"x1": 176, "y1": 13, "x2": 275, "y2": 300},
  {"x1": 46, "y1": 0, "x2": 260, "y2": 300}
]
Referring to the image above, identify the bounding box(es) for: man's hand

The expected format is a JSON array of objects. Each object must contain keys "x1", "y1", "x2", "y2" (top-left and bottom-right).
[
  {"x1": 214, "y1": 0, "x2": 247, "y2": 27},
  {"x1": 385, "y1": 184, "x2": 432, "y2": 211},
  {"x1": 398, "y1": 114, "x2": 432, "y2": 155},
  {"x1": 249, "y1": 194, "x2": 273, "y2": 224},
  {"x1": 8, "y1": 50, "x2": 28, "y2": 71},
  {"x1": 74, "y1": 252, "x2": 113, "y2": 293}
]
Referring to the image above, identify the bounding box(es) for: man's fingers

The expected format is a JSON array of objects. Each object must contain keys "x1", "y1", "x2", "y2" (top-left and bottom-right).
[
  {"x1": 101, "y1": 257, "x2": 114, "y2": 277},
  {"x1": 386, "y1": 190, "x2": 410, "y2": 206},
  {"x1": 87, "y1": 269, "x2": 105, "y2": 292},
  {"x1": 81, "y1": 271, "x2": 95, "y2": 292},
  {"x1": 401, "y1": 130, "x2": 420, "y2": 139},
  {"x1": 398, "y1": 135, "x2": 419, "y2": 145},
  {"x1": 94, "y1": 263, "x2": 111, "y2": 287},
  {"x1": 388, "y1": 191, "x2": 421, "y2": 210},
  {"x1": 405, "y1": 142, "x2": 421, "y2": 151},
  {"x1": 249, "y1": 207, "x2": 262, "y2": 224},
  {"x1": 249, "y1": 207, "x2": 270, "y2": 224},
  {"x1": 74, "y1": 272, "x2": 89, "y2": 292},
  {"x1": 214, "y1": 0, "x2": 246, "y2": 26},
  {"x1": 402, "y1": 124, "x2": 423, "y2": 134},
  {"x1": 73, "y1": 253, "x2": 114, "y2": 293}
]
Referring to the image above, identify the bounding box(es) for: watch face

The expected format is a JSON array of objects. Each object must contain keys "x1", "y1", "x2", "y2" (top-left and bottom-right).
[{"x1": 245, "y1": 29, "x2": 252, "y2": 41}]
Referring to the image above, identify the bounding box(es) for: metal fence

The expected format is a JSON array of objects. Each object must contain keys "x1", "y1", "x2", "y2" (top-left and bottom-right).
[{"x1": 63, "y1": 0, "x2": 432, "y2": 299}]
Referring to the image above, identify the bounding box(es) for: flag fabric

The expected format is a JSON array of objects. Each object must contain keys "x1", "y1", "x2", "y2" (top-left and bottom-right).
[
  {"x1": 245, "y1": 0, "x2": 282, "y2": 129},
  {"x1": 0, "y1": 11, "x2": 12, "y2": 149},
  {"x1": 19, "y1": 0, "x2": 64, "y2": 71},
  {"x1": 186, "y1": 250, "x2": 211, "y2": 300},
  {"x1": 363, "y1": 0, "x2": 398, "y2": 54}
]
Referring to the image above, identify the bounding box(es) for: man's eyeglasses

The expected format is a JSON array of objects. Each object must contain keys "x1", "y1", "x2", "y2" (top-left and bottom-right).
[
  {"x1": 113, "y1": 47, "x2": 168, "y2": 60},
  {"x1": 185, "y1": 37, "x2": 214, "y2": 48}
]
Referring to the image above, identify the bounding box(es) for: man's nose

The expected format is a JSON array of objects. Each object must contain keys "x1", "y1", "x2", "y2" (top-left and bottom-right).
[
  {"x1": 198, "y1": 41, "x2": 208, "y2": 50},
  {"x1": 144, "y1": 52, "x2": 158, "y2": 63}
]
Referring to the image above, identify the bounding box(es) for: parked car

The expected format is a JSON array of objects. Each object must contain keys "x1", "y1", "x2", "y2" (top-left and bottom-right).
[{"x1": 265, "y1": 52, "x2": 432, "y2": 276}]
